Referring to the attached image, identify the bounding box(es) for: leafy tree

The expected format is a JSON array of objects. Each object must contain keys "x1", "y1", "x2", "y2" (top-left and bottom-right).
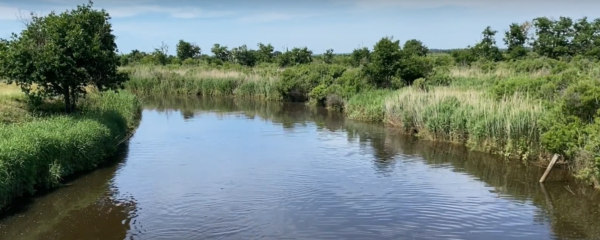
[
  {"x1": 0, "y1": 1, "x2": 127, "y2": 113},
  {"x1": 152, "y1": 41, "x2": 169, "y2": 65},
  {"x1": 176, "y1": 39, "x2": 201, "y2": 61},
  {"x1": 472, "y1": 26, "x2": 503, "y2": 61},
  {"x1": 363, "y1": 36, "x2": 402, "y2": 88},
  {"x1": 257, "y1": 43, "x2": 275, "y2": 63},
  {"x1": 323, "y1": 49, "x2": 334, "y2": 64},
  {"x1": 211, "y1": 43, "x2": 230, "y2": 62},
  {"x1": 503, "y1": 22, "x2": 529, "y2": 59},
  {"x1": 403, "y1": 39, "x2": 428, "y2": 57},
  {"x1": 399, "y1": 55, "x2": 433, "y2": 86},
  {"x1": 532, "y1": 17, "x2": 574, "y2": 59},
  {"x1": 571, "y1": 17, "x2": 600, "y2": 58},
  {"x1": 277, "y1": 47, "x2": 313, "y2": 67},
  {"x1": 231, "y1": 44, "x2": 257, "y2": 67},
  {"x1": 351, "y1": 47, "x2": 370, "y2": 67}
]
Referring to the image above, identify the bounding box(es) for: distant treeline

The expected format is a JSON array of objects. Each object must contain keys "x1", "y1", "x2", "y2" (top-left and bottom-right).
[{"x1": 119, "y1": 16, "x2": 599, "y2": 68}]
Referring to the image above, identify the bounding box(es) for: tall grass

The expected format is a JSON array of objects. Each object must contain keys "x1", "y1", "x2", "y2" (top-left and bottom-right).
[
  {"x1": 345, "y1": 90, "x2": 393, "y2": 122},
  {"x1": 123, "y1": 65, "x2": 282, "y2": 100},
  {"x1": 384, "y1": 87, "x2": 545, "y2": 159},
  {"x1": 0, "y1": 90, "x2": 141, "y2": 210},
  {"x1": 0, "y1": 83, "x2": 33, "y2": 124}
]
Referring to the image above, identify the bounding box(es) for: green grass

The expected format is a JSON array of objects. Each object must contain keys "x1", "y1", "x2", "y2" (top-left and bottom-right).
[
  {"x1": 0, "y1": 89, "x2": 141, "y2": 210},
  {"x1": 123, "y1": 65, "x2": 282, "y2": 100},
  {"x1": 384, "y1": 87, "x2": 545, "y2": 160},
  {"x1": 345, "y1": 89, "x2": 394, "y2": 122}
]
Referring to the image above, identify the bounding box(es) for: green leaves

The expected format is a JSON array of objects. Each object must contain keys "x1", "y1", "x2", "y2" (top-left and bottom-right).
[
  {"x1": 0, "y1": 1, "x2": 125, "y2": 113},
  {"x1": 176, "y1": 40, "x2": 201, "y2": 61},
  {"x1": 363, "y1": 36, "x2": 433, "y2": 88},
  {"x1": 503, "y1": 23, "x2": 529, "y2": 60}
]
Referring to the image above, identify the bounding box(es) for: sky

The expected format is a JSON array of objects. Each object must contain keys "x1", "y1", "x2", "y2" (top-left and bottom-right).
[{"x1": 1, "y1": 0, "x2": 599, "y2": 55}]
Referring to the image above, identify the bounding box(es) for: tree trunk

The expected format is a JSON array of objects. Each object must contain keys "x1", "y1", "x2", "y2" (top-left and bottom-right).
[{"x1": 64, "y1": 86, "x2": 71, "y2": 113}]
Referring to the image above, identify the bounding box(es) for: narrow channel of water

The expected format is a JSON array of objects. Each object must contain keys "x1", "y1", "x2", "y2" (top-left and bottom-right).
[{"x1": 0, "y1": 96, "x2": 599, "y2": 240}]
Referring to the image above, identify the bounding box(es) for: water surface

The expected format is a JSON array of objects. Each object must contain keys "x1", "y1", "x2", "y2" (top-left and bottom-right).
[{"x1": 1, "y1": 97, "x2": 599, "y2": 240}]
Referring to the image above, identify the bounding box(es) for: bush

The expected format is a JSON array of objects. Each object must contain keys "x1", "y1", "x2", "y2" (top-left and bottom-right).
[{"x1": 558, "y1": 79, "x2": 600, "y2": 123}]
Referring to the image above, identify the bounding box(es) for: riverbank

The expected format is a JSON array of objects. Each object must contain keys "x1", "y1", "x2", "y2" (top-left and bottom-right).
[
  {"x1": 119, "y1": 61, "x2": 600, "y2": 187},
  {"x1": 0, "y1": 83, "x2": 142, "y2": 210}
]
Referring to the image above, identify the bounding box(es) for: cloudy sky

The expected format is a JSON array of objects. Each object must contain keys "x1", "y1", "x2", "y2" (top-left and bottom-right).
[{"x1": 0, "y1": 0, "x2": 598, "y2": 54}]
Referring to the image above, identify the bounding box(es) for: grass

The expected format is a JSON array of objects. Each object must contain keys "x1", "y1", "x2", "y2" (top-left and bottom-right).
[
  {"x1": 0, "y1": 83, "x2": 33, "y2": 124},
  {"x1": 384, "y1": 87, "x2": 545, "y2": 159},
  {"x1": 345, "y1": 89, "x2": 393, "y2": 122},
  {"x1": 0, "y1": 83, "x2": 141, "y2": 210},
  {"x1": 123, "y1": 65, "x2": 282, "y2": 100}
]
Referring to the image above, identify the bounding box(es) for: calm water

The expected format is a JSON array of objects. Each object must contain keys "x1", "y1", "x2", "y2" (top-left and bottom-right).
[{"x1": 1, "y1": 97, "x2": 599, "y2": 240}]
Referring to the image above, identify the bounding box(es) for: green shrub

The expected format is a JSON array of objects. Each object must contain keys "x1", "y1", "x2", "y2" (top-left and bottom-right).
[{"x1": 559, "y1": 79, "x2": 600, "y2": 123}]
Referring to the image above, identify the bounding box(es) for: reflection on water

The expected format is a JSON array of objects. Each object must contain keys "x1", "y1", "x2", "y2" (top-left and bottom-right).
[
  {"x1": 0, "y1": 96, "x2": 599, "y2": 240},
  {"x1": 0, "y1": 147, "x2": 137, "y2": 240}
]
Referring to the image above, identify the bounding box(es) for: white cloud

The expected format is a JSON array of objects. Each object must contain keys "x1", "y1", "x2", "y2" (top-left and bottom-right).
[
  {"x1": 348, "y1": 0, "x2": 600, "y2": 15},
  {"x1": 104, "y1": 5, "x2": 235, "y2": 19},
  {"x1": 238, "y1": 12, "x2": 294, "y2": 23}
]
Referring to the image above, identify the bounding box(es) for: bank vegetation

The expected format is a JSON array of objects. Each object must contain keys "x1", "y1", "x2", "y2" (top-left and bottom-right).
[{"x1": 117, "y1": 16, "x2": 600, "y2": 187}]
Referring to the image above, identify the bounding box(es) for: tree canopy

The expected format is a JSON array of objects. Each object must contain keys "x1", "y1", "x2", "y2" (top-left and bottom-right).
[{"x1": 0, "y1": 0, "x2": 127, "y2": 113}]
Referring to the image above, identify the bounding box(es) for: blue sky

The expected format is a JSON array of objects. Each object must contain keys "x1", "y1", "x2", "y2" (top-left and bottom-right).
[{"x1": 1, "y1": 0, "x2": 598, "y2": 55}]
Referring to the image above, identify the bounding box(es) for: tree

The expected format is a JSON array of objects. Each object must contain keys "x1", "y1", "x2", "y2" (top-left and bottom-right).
[
  {"x1": 472, "y1": 26, "x2": 503, "y2": 61},
  {"x1": 153, "y1": 41, "x2": 169, "y2": 65},
  {"x1": 176, "y1": 39, "x2": 201, "y2": 61},
  {"x1": 257, "y1": 43, "x2": 274, "y2": 63},
  {"x1": 211, "y1": 43, "x2": 230, "y2": 62},
  {"x1": 363, "y1": 36, "x2": 402, "y2": 88},
  {"x1": 277, "y1": 47, "x2": 312, "y2": 67},
  {"x1": 503, "y1": 22, "x2": 529, "y2": 59},
  {"x1": 351, "y1": 47, "x2": 370, "y2": 67},
  {"x1": 231, "y1": 44, "x2": 257, "y2": 67},
  {"x1": 571, "y1": 17, "x2": 600, "y2": 58},
  {"x1": 532, "y1": 17, "x2": 574, "y2": 59},
  {"x1": 0, "y1": 1, "x2": 127, "y2": 113},
  {"x1": 403, "y1": 39, "x2": 429, "y2": 57},
  {"x1": 323, "y1": 49, "x2": 334, "y2": 64}
]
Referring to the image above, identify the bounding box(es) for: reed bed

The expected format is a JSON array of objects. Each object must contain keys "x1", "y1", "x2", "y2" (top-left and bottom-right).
[
  {"x1": 384, "y1": 87, "x2": 545, "y2": 159},
  {"x1": 123, "y1": 65, "x2": 282, "y2": 100},
  {"x1": 344, "y1": 89, "x2": 393, "y2": 122}
]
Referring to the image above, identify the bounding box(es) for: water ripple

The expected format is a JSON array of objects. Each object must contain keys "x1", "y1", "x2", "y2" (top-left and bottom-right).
[{"x1": 2, "y1": 100, "x2": 597, "y2": 240}]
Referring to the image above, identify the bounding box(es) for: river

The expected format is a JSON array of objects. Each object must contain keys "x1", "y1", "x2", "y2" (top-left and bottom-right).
[{"x1": 0, "y1": 96, "x2": 599, "y2": 240}]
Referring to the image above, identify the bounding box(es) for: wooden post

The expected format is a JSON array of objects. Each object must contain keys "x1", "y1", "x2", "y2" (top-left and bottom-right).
[{"x1": 539, "y1": 154, "x2": 560, "y2": 183}]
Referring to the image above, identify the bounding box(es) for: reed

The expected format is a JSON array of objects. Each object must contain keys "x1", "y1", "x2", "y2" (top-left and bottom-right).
[
  {"x1": 123, "y1": 65, "x2": 282, "y2": 100},
  {"x1": 384, "y1": 87, "x2": 545, "y2": 159},
  {"x1": 345, "y1": 89, "x2": 393, "y2": 122}
]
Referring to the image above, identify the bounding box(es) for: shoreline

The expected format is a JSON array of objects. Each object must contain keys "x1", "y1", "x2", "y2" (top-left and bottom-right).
[{"x1": 0, "y1": 90, "x2": 142, "y2": 211}]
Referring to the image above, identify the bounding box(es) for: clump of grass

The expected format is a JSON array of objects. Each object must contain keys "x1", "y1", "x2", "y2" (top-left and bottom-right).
[
  {"x1": 345, "y1": 89, "x2": 393, "y2": 122},
  {"x1": 0, "y1": 83, "x2": 33, "y2": 124},
  {"x1": 384, "y1": 87, "x2": 545, "y2": 159},
  {"x1": 123, "y1": 65, "x2": 281, "y2": 100},
  {"x1": 0, "y1": 90, "x2": 141, "y2": 210}
]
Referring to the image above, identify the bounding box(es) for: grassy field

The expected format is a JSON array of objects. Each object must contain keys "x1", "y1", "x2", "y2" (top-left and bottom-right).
[{"x1": 0, "y1": 82, "x2": 141, "y2": 210}]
